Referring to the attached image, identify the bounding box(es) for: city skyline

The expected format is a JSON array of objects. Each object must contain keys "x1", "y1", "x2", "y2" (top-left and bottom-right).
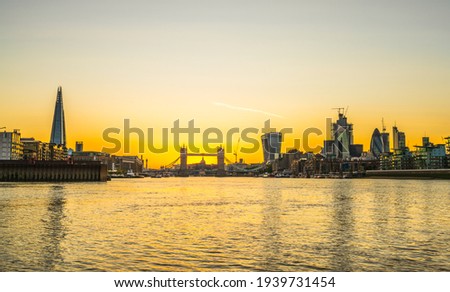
[
  {"x1": 2, "y1": 87, "x2": 448, "y2": 168},
  {"x1": 1, "y1": 0, "x2": 450, "y2": 167}
]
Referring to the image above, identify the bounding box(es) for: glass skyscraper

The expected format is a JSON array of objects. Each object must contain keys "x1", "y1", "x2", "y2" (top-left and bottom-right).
[
  {"x1": 49, "y1": 86, "x2": 66, "y2": 147},
  {"x1": 261, "y1": 132, "x2": 282, "y2": 163}
]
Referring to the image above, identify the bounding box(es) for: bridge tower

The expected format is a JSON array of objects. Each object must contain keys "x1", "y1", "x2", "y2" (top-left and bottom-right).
[
  {"x1": 217, "y1": 147, "x2": 225, "y2": 176},
  {"x1": 179, "y1": 146, "x2": 188, "y2": 177}
]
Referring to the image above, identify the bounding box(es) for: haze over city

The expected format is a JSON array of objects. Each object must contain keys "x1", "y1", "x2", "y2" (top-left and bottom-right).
[{"x1": 1, "y1": 0, "x2": 449, "y2": 167}]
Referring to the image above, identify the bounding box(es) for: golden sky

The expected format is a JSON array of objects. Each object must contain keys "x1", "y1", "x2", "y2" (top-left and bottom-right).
[{"x1": 1, "y1": 1, "x2": 449, "y2": 167}]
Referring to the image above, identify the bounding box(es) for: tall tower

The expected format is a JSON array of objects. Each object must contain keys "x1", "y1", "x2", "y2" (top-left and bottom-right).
[
  {"x1": 261, "y1": 132, "x2": 282, "y2": 163},
  {"x1": 50, "y1": 86, "x2": 66, "y2": 147},
  {"x1": 392, "y1": 125, "x2": 399, "y2": 150},
  {"x1": 370, "y1": 128, "x2": 383, "y2": 158},
  {"x1": 392, "y1": 124, "x2": 406, "y2": 150},
  {"x1": 332, "y1": 110, "x2": 353, "y2": 159}
]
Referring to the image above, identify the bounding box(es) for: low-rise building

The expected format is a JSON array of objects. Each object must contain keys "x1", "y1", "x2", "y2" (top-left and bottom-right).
[
  {"x1": 72, "y1": 151, "x2": 110, "y2": 164},
  {"x1": 0, "y1": 130, "x2": 23, "y2": 160},
  {"x1": 107, "y1": 155, "x2": 144, "y2": 174},
  {"x1": 48, "y1": 143, "x2": 68, "y2": 161},
  {"x1": 414, "y1": 137, "x2": 447, "y2": 169},
  {"x1": 21, "y1": 137, "x2": 43, "y2": 160},
  {"x1": 272, "y1": 149, "x2": 303, "y2": 173},
  {"x1": 21, "y1": 138, "x2": 67, "y2": 161}
]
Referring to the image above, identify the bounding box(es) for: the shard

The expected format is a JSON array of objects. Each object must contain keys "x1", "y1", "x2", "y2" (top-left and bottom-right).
[{"x1": 49, "y1": 86, "x2": 66, "y2": 147}]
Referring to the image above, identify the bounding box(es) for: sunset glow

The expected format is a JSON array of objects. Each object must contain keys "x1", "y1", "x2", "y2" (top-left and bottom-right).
[{"x1": 1, "y1": 0, "x2": 449, "y2": 167}]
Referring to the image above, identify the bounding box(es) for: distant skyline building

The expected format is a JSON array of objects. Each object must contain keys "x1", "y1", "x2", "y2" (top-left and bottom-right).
[
  {"x1": 75, "y1": 141, "x2": 84, "y2": 152},
  {"x1": 398, "y1": 132, "x2": 406, "y2": 149},
  {"x1": 445, "y1": 136, "x2": 450, "y2": 154},
  {"x1": 381, "y1": 132, "x2": 390, "y2": 153},
  {"x1": 370, "y1": 128, "x2": 384, "y2": 158},
  {"x1": 322, "y1": 109, "x2": 359, "y2": 159},
  {"x1": 349, "y1": 144, "x2": 363, "y2": 158},
  {"x1": 414, "y1": 137, "x2": 447, "y2": 169},
  {"x1": 393, "y1": 125, "x2": 399, "y2": 149},
  {"x1": 370, "y1": 127, "x2": 391, "y2": 158},
  {"x1": 261, "y1": 132, "x2": 282, "y2": 163},
  {"x1": 50, "y1": 86, "x2": 66, "y2": 147},
  {"x1": 392, "y1": 125, "x2": 406, "y2": 150}
]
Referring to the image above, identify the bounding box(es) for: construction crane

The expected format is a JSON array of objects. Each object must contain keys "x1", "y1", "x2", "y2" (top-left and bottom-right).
[
  {"x1": 331, "y1": 107, "x2": 345, "y2": 116},
  {"x1": 233, "y1": 138, "x2": 241, "y2": 163}
]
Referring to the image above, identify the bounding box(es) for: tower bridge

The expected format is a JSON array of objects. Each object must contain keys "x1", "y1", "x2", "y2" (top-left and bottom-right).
[
  {"x1": 161, "y1": 146, "x2": 264, "y2": 176},
  {"x1": 179, "y1": 146, "x2": 225, "y2": 176}
]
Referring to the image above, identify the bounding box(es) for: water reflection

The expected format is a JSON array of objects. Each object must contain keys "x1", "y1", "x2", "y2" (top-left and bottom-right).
[
  {"x1": 371, "y1": 183, "x2": 390, "y2": 245},
  {"x1": 0, "y1": 179, "x2": 449, "y2": 271},
  {"x1": 259, "y1": 180, "x2": 282, "y2": 271},
  {"x1": 0, "y1": 188, "x2": 13, "y2": 271},
  {"x1": 40, "y1": 185, "x2": 67, "y2": 271},
  {"x1": 329, "y1": 181, "x2": 355, "y2": 271}
]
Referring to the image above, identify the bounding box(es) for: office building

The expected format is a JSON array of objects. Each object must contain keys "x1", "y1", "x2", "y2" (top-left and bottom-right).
[
  {"x1": 370, "y1": 126, "x2": 390, "y2": 158},
  {"x1": 349, "y1": 144, "x2": 363, "y2": 158},
  {"x1": 261, "y1": 132, "x2": 282, "y2": 163},
  {"x1": 50, "y1": 86, "x2": 67, "y2": 147},
  {"x1": 322, "y1": 109, "x2": 362, "y2": 159},
  {"x1": 370, "y1": 128, "x2": 384, "y2": 158},
  {"x1": 392, "y1": 125, "x2": 406, "y2": 150},
  {"x1": 381, "y1": 132, "x2": 390, "y2": 153},
  {"x1": 332, "y1": 111, "x2": 353, "y2": 159}
]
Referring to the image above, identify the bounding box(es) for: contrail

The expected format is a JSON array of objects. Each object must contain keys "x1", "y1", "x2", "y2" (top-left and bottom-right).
[{"x1": 213, "y1": 102, "x2": 285, "y2": 119}]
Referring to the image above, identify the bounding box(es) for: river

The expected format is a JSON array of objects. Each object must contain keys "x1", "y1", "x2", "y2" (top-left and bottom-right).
[{"x1": 0, "y1": 178, "x2": 449, "y2": 271}]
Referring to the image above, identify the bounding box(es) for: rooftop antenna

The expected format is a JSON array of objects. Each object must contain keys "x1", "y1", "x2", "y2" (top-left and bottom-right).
[
  {"x1": 345, "y1": 106, "x2": 349, "y2": 116},
  {"x1": 382, "y1": 118, "x2": 386, "y2": 133}
]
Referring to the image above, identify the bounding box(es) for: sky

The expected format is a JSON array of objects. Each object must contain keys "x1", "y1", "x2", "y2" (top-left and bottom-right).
[{"x1": 1, "y1": 0, "x2": 449, "y2": 167}]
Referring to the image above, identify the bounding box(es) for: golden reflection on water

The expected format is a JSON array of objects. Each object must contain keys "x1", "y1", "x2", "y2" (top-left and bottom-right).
[{"x1": 0, "y1": 178, "x2": 449, "y2": 271}]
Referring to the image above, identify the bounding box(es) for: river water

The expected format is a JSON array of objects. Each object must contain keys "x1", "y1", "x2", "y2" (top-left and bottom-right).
[{"x1": 0, "y1": 178, "x2": 449, "y2": 271}]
